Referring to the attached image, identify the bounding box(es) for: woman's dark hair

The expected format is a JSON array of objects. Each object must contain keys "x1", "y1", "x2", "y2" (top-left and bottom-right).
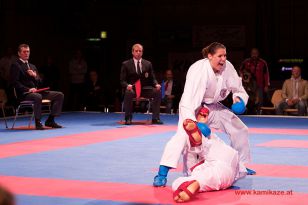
[{"x1": 201, "y1": 42, "x2": 226, "y2": 58}]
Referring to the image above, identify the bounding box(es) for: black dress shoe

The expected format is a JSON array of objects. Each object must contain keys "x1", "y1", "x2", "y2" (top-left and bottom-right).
[
  {"x1": 35, "y1": 121, "x2": 44, "y2": 130},
  {"x1": 124, "y1": 115, "x2": 132, "y2": 125},
  {"x1": 152, "y1": 119, "x2": 164, "y2": 124},
  {"x1": 45, "y1": 120, "x2": 63, "y2": 128},
  {"x1": 125, "y1": 119, "x2": 132, "y2": 125}
]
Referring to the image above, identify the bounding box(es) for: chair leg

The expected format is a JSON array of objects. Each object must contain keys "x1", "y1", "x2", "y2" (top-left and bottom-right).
[
  {"x1": 28, "y1": 104, "x2": 34, "y2": 128},
  {"x1": 146, "y1": 99, "x2": 151, "y2": 114},
  {"x1": 12, "y1": 105, "x2": 21, "y2": 129},
  {"x1": 1, "y1": 105, "x2": 8, "y2": 128}
]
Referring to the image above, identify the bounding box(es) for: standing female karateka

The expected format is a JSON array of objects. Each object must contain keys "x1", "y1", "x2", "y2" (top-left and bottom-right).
[{"x1": 153, "y1": 42, "x2": 254, "y2": 187}]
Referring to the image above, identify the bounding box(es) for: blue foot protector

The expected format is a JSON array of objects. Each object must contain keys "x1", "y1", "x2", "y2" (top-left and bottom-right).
[
  {"x1": 231, "y1": 97, "x2": 246, "y2": 115},
  {"x1": 246, "y1": 167, "x2": 256, "y2": 175},
  {"x1": 153, "y1": 165, "x2": 170, "y2": 187}
]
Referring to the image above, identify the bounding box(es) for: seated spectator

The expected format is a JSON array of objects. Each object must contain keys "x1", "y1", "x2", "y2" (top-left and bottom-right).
[
  {"x1": 276, "y1": 65, "x2": 308, "y2": 116},
  {"x1": 85, "y1": 70, "x2": 105, "y2": 111},
  {"x1": 241, "y1": 69, "x2": 258, "y2": 114},
  {"x1": 162, "y1": 69, "x2": 181, "y2": 113}
]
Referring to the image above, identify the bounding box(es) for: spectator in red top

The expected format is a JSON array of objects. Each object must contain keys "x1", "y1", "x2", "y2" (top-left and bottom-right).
[{"x1": 239, "y1": 48, "x2": 270, "y2": 112}]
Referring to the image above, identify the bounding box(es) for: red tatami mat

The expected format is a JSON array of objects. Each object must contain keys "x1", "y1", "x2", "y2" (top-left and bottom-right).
[
  {"x1": 257, "y1": 140, "x2": 308, "y2": 148},
  {"x1": 0, "y1": 175, "x2": 306, "y2": 205},
  {"x1": 248, "y1": 128, "x2": 308, "y2": 135},
  {"x1": 246, "y1": 164, "x2": 308, "y2": 178}
]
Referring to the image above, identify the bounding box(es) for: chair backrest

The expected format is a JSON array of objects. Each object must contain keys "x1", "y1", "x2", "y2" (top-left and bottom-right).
[
  {"x1": 271, "y1": 89, "x2": 283, "y2": 107},
  {"x1": 0, "y1": 89, "x2": 8, "y2": 104}
]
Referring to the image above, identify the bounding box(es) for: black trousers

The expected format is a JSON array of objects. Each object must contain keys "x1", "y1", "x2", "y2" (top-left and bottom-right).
[
  {"x1": 23, "y1": 91, "x2": 64, "y2": 120},
  {"x1": 123, "y1": 87, "x2": 161, "y2": 120}
]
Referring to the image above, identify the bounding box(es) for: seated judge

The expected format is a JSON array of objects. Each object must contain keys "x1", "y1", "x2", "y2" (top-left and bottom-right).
[
  {"x1": 9, "y1": 44, "x2": 64, "y2": 130},
  {"x1": 120, "y1": 43, "x2": 163, "y2": 125}
]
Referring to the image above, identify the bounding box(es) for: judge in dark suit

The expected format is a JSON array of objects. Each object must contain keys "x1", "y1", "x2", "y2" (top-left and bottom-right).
[
  {"x1": 120, "y1": 43, "x2": 163, "y2": 125},
  {"x1": 9, "y1": 44, "x2": 64, "y2": 130}
]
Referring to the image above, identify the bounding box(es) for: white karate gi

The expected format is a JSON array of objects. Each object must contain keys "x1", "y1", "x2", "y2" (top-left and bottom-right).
[
  {"x1": 172, "y1": 134, "x2": 241, "y2": 192},
  {"x1": 159, "y1": 58, "x2": 250, "y2": 176}
]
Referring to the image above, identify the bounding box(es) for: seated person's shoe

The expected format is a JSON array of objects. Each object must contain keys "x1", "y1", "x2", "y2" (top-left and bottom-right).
[
  {"x1": 246, "y1": 167, "x2": 256, "y2": 175},
  {"x1": 152, "y1": 119, "x2": 164, "y2": 124},
  {"x1": 125, "y1": 119, "x2": 132, "y2": 125},
  {"x1": 45, "y1": 120, "x2": 63, "y2": 128},
  {"x1": 153, "y1": 175, "x2": 167, "y2": 187},
  {"x1": 35, "y1": 121, "x2": 44, "y2": 130},
  {"x1": 124, "y1": 115, "x2": 132, "y2": 125}
]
